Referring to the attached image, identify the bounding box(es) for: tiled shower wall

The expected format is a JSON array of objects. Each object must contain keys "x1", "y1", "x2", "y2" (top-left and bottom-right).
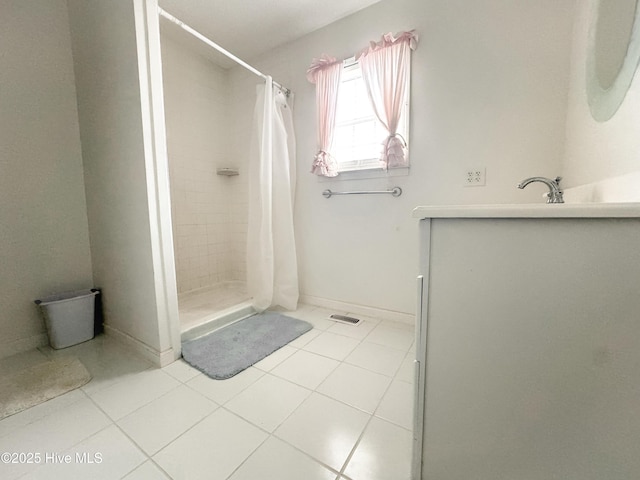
[{"x1": 161, "y1": 34, "x2": 252, "y2": 293}]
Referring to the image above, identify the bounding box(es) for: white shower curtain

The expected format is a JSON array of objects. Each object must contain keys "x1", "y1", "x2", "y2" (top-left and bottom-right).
[{"x1": 247, "y1": 77, "x2": 298, "y2": 312}]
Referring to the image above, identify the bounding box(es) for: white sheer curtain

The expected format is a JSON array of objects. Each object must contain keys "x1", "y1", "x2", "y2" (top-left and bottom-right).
[
  {"x1": 307, "y1": 55, "x2": 342, "y2": 177},
  {"x1": 358, "y1": 31, "x2": 418, "y2": 169},
  {"x1": 247, "y1": 76, "x2": 298, "y2": 311}
]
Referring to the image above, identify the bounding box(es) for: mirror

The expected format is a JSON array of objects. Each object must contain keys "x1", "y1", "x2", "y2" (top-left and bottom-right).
[{"x1": 586, "y1": 0, "x2": 640, "y2": 121}]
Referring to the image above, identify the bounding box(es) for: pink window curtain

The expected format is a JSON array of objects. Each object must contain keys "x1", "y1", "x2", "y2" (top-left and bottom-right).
[
  {"x1": 306, "y1": 55, "x2": 342, "y2": 177},
  {"x1": 357, "y1": 31, "x2": 418, "y2": 169}
]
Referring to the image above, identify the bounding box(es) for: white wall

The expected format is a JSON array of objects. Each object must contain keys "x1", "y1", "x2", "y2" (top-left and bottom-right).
[
  {"x1": 0, "y1": 0, "x2": 93, "y2": 358},
  {"x1": 246, "y1": 0, "x2": 576, "y2": 314},
  {"x1": 66, "y1": 0, "x2": 170, "y2": 357},
  {"x1": 563, "y1": 1, "x2": 640, "y2": 198},
  {"x1": 161, "y1": 33, "x2": 250, "y2": 293}
]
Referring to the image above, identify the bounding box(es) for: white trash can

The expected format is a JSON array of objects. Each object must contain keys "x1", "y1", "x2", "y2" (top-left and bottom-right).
[{"x1": 35, "y1": 289, "x2": 99, "y2": 349}]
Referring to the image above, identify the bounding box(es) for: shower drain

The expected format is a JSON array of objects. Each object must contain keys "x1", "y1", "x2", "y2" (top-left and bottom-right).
[{"x1": 329, "y1": 314, "x2": 361, "y2": 325}]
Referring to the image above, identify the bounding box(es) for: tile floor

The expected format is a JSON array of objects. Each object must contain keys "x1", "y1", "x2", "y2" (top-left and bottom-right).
[{"x1": 0, "y1": 304, "x2": 415, "y2": 480}]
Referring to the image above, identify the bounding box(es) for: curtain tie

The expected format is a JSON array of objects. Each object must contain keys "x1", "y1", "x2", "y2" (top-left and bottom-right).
[
  {"x1": 311, "y1": 150, "x2": 339, "y2": 177},
  {"x1": 381, "y1": 133, "x2": 408, "y2": 170}
]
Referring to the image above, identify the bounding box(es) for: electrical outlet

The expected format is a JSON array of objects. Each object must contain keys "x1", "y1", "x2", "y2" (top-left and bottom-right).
[{"x1": 464, "y1": 167, "x2": 486, "y2": 187}]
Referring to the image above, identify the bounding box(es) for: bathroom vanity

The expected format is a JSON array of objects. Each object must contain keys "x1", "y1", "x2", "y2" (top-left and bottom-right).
[{"x1": 412, "y1": 204, "x2": 640, "y2": 480}]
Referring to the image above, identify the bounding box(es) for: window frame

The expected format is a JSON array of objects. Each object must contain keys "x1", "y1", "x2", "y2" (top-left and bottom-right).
[{"x1": 330, "y1": 56, "x2": 411, "y2": 176}]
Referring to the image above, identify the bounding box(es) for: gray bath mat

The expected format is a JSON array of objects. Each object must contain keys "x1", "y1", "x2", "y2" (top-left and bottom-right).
[
  {"x1": 0, "y1": 356, "x2": 91, "y2": 420},
  {"x1": 182, "y1": 311, "x2": 312, "y2": 380}
]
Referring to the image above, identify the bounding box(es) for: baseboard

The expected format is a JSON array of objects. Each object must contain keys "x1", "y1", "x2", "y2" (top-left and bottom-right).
[
  {"x1": 103, "y1": 324, "x2": 177, "y2": 367},
  {"x1": 0, "y1": 333, "x2": 48, "y2": 360},
  {"x1": 298, "y1": 295, "x2": 415, "y2": 325}
]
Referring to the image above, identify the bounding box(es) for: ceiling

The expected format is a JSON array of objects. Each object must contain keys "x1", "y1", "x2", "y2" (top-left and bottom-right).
[{"x1": 157, "y1": 0, "x2": 383, "y2": 68}]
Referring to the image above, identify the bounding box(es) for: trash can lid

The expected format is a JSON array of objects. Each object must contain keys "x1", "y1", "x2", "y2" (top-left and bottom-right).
[{"x1": 34, "y1": 289, "x2": 98, "y2": 306}]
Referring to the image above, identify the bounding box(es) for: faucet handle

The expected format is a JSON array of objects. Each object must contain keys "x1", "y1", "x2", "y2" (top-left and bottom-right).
[{"x1": 554, "y1": 176, "x2": 562, "y2": 184}]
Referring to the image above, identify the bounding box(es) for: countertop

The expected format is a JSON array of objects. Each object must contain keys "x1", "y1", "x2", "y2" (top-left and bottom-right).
[{"x1": 412, "y1": 203, "x2": 640, "y2": 219}]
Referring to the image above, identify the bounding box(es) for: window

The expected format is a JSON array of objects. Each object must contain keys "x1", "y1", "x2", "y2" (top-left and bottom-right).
[
  {"x1": 307, "y1": 32, "x2": 417, "y2": 177},
  {"x1": 332, "y1": 58, "x2": 409, "y2": 173}
]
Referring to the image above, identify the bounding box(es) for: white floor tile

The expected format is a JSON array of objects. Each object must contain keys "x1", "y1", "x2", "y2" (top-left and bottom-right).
[
  {"x1": 0, "y1": 397, "x2": 111, "y2": 479},
  {"x1": 186, "y1": 367, "x2": 263, "y2": 405},
  {"x1": 275, "y1": 393, "x2": 369, "y2": 472},
  {"x1": 317, "y1": 363, "x2": 392, "y2": 414},
  {"x1": 290, "y1": 307, "x2": 342, "y2": 331},
  {"x1": 375, "y1": 380, "x2": 413, "y2": 430},
  {"x1": 225, "y1": 374, "x2": 311, "y2": 432},
  {"x1": 161, "y1": 359, "x2": 201, "y2": 383},
  {"x1": 228, "y1": 436, "x2": 337, "y2": 480},
  {"x1": 3, "y1": 305, "x2": 419, "y2": 480},
  {"x1": 122, "y1": 460, "x2": 170, "y2": 480},
  {"x1": 153, "y1": 408, "x2": 267, "y2": 480},
  {"x1": 42, "y1": 335, "x2": 154, "y2": 395},
  {"x1": 344, "y1": 417, "x2": 412, "y2": 480},
  {"x1": 288, "y1": 329, "x2": 321, "y2": 348},
  {"x1": 0, "y1": 388, "x2": 86, "y2": 439},
  {"x1": 345, "y1": 313, "x2": 383, "y2": 325},
  {"x1": 270, "y1": 350, "x2": 339, "y2": 390},
  {"x1": 253, "y1": 345, "x2": 297, "y2": 371},
  {"x1": 118, "y1": 385, "x2": 217, "y2": 455},
  {"x1": 376, "y1": 319, "x2": 414, "y2": 331},
  {"x1": 88, "y1": 369, "x2": 181, "y2": 420},
  {"x1": 326, "y1": 317, "x2": 378, "y2": 340},
  {"x1": 395, "y1": 352, "x2": 416, "y2": 384},
  {"x1": 364, "y1": 323, "x2": 414, "y2": 351},
  {"x1": 23, "y1": 424, "x2": 146, "y2": 480},
  {"x1": 285, "y1": 303, "x2": 316, "y2": 317},
  {"x1": 302, "y1": 332, "x2": 360, "y2": 361},
  {"x1": 344, "y1": 342, "x2": 406, "y2": 377}
]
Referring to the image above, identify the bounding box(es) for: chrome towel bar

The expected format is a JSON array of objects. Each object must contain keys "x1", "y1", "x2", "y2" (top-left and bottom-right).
[{"x1": 322, "y1": 186, "x2": 402, "y2": 198}]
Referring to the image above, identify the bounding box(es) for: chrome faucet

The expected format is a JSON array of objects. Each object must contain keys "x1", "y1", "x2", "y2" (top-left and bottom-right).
[{"x1": 517, "y1": 176, "x2": 564, "y2": 203}]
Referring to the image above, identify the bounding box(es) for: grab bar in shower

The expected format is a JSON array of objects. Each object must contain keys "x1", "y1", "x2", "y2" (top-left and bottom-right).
[{"x1": 322, "y1": 187, "x2": 402, "y2": 198}]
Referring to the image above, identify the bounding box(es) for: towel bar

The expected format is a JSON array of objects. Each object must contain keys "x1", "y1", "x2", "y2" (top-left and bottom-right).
[{"x1": 322, "y1": 187, "x2": 402, "y2": 198}]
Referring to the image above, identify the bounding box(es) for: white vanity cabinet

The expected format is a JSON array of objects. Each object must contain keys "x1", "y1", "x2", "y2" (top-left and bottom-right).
[{"x1": 412, "y1": 204, "x2": 640, "y2": 480}]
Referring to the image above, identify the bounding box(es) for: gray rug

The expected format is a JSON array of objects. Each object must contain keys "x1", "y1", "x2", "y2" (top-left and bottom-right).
[
  {"x1": 182, "y1": 311, "x2": 312, "y2": 380},
  {"x1": 0, "y1": 356, "x2": 91, "y2": 420}
]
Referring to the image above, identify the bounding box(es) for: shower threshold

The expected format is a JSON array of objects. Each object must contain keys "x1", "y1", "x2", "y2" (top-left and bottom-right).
[{"x1": 181, "y1": 300, "x2": 255, "y2": 342}]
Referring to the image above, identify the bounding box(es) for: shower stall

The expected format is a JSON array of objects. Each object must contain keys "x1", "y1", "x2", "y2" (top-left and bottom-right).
[{"x1": 158, "y1": 9, "x2": 297, "y2": 338}]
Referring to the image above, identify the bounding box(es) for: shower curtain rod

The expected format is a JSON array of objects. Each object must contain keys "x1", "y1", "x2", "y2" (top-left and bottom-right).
[{"x1": 158, "y1": 7, "x2": 291, "y2": 96}]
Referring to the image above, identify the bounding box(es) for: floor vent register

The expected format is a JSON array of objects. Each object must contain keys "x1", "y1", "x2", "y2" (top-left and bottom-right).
[{"x1": 329, "y1": 314, "x2": 361, "y2": 326}]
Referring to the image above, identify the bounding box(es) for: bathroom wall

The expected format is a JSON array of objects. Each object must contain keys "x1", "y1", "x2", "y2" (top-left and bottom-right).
[
  {"x1": 66, "y1": 0, "x2": 172, "y2": 359},
  {"x1": 246, "y1": 0, "x2": 576, "y2": 315},
  {"x1": 562, "y1": 1, "x2": 640, "y2": 199},
  {"x1": 160, "y1": 32, "x2": 250, "y2": 294},
  {"x1": 0, "y1": 0, "x2": 94, "y2": 358}
]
